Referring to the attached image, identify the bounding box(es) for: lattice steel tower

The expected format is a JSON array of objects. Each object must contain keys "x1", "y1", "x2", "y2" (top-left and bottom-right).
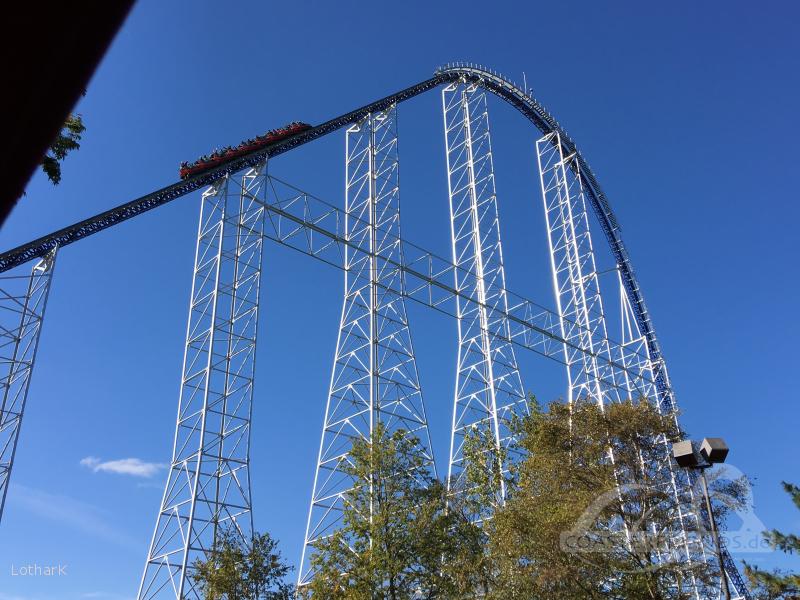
[
  {"x1": 298, "y1": 106, "x2": 436, "y2": 587},
  {"x1": 442, "y1": 81, "x2": 527, "y2": 510},
  {"x1": 138, "y1": 167, "x2": 267, "y2": 600},
  {"x1": 0, "y1": 250, "x2": 57, "y2": 523},
  {"x1": 536, "y1": 132, "x2": 714, "y2": 595}
]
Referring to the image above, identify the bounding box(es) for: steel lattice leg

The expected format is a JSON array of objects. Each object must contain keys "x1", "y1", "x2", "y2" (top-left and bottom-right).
[
  {"x1": 138, "y1": 165, "x2": 267, "y2": 600},
  {"x1": 536, "y1": 133, "x2": 721, "y2": 597},
  {"x1": 442, "y1": 82, "x2": 527, "y2": 512},
  {"x1": 535, "y1": 132, "x2": 623, "y2": 406},
  {"x1": 0, "y1": 249, "x2": 56, "y2": 525},
  {"x1": 298, "y1": 106, "x2": 435, "y2": 587},
  {"x1": 616, "y1": 272, "x2": 748, "y2": 599}
]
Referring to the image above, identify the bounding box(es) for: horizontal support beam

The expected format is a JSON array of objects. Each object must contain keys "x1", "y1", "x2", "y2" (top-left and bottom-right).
[{"x1": 261, "y1": 176, "x2": 656, "y2": 395}]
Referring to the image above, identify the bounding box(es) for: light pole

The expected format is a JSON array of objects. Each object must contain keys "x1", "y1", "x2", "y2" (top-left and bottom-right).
[{"x1": 672, "y1": 437, "x2": 732, "y2": 600}]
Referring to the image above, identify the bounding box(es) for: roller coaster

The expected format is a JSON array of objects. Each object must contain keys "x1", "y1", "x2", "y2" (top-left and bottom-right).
[{"x1": 0, "y1": 64, "x2": 750, "y2": 599}]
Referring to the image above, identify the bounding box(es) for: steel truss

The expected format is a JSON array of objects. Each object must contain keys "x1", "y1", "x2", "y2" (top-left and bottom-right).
[
  {"x1": 259, "y1": 171, "x2": 729, "y2": 589},
  {"x1": 257, "y1": 175, "x2": 656, "y2": 394},
  {"x1": 298, "y1": 107, "x2": 435, "y2": 588},
  {"x1": 0, "y1": 249, "x2": 56, "y2": 524},
  {"x1": 537, "y1": 133, "x2": 622, "y2": 407},
  {"x1": 442, "y1": 82, "x2": 526, "y2": 509},
  {"x1": 537, "y1": 132, "x2": 746, "y2": 599},
  {"x1": 138, "y1": 165, "x2": 267, "y2": 600}
]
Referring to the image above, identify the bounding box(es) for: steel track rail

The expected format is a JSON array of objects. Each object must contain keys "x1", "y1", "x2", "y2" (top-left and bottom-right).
[
  {"x1": 0, "y1": 65, "x2": 671, "y2": 414},
  {"x1": 0, "y1": 75, "x2": 448, "y2": 274},
  {"x1": 0, "y1": 66, "x2": 654, "y2": 397}
]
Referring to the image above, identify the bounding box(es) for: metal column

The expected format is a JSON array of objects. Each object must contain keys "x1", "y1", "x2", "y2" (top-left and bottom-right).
[
  {"x1": 536, "y1": 132, "x2": 622, "y2": 406},
  {"x1": 0, "y1": 249, "x2": 56, "y2": 525},
  {"x1": 138, "y1": 165, "x2": 267, "y2": 599},
  {"x1": 442, "y1": 81, "x2": 527, "y2": 513},
  {"x1": 616, "y1": 272, "x2": 746, "y2": 599},
  {"x1": 299, "y1": 106, "x2": 435, "y2": 587},
  {"x1": 537, "y1": 133, "x2": 714, "y2": 598}
]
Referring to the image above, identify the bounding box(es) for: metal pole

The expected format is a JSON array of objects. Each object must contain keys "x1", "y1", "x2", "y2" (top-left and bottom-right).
[{"x1": 699, "y1": 468, "x2": 731, "y2": 600}]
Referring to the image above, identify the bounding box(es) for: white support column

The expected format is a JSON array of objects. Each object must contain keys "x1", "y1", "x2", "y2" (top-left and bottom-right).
[
  {"x1": 536, "y1": 132, "x2": 621, "y2": 407},
  {"x1": 443, "y1": 81, "x2": 527, "y2": 513},
  {"x1": 0, "y1": 249, "x2": 56, "y2": 525},
  {"x1": 299, "y1": 105, "x2": 435, "y2": 588},
  {"x1": 616, "y1": 270, "x2": 710, "y2": 597},
  {"x1": 537, "y1": 133, "x2": 708, "y2": 598},
  {"x1": 138, "y1": 165, "x2": 267, "y2": 600}
]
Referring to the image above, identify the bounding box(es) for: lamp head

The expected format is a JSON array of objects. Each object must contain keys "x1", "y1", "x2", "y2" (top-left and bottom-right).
[
  {"x1": 700, "y1": 437, "x2": 729, "y2": 464},
  {"x1": 672, "y1": 440, "x2": 699, "y2": 468}
]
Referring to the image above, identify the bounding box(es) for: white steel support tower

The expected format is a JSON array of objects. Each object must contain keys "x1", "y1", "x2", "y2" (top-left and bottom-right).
[
  {"x1": 0, "y1": 249, "x2": 56, "y2": 524},
  {"x1": 536, "y1": 133, "x2": 719, "y2": 598},
  {"x1": 442, "y1": 81, "x2": 527, "y2": 510},
  {"x1": 615, "y1": 270, "x2": 746, "y2": 599},
  {"x1": 138, "y1": 166, "x2": 267, "y2": 600},
  {"x1": 298, "y1": 106, "x2": 435, "y2": 587},
  {"x1": 536, "y1": 132, "x2": 622, "y2": 406}
]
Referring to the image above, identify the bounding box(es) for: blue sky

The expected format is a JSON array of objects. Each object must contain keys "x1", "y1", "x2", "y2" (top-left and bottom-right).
[{"x1": 2, "y1": 1, "x2": 799, "y2": 598}]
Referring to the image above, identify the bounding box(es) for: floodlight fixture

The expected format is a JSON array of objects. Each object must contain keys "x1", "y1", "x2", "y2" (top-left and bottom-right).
[
  {"x1": 672, "y1": 439, "x2": 698, "y2": 468},
  {"x1": 700, "y1": 437, "x2": 729, "y2": 464},
  {"x1": 671, "y1": 437, "x2": 732, "y2": 600}
]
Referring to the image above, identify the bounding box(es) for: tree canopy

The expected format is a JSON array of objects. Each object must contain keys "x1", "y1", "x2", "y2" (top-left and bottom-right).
[
  {"x1": 192, "y1": 527, "x2": 293, "y2": 600},
  {"x1": 301, "y1": 423, "x2": 487, "y2": 599},
  {"x1": 744, "y1": 482, "x2": 800, "y2": 599},
  {"x1": 296, "y1": 397, "x2": 751, "y2": 599},
  {"x1": 40, "y1": 113, "x2": 85, "y2": 185},
  {"x1": 486, "y1": 397, "x2": 748, "y2": 599}
]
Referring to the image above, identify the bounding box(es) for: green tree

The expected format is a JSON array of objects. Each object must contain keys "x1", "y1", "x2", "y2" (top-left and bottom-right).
[
  {"x1": 744, "y1": 482, "x2": 800, "y2": 599},
  {"x1": 192, "y1": 527, "x2": 293, "y2": 600},
  {"x1": 302, "y1": 423, "x2": 485, "y2": 599},
  {"x1": 41, "y1": 113, "x2": 85, "y2": 185},
  {"x1": 440, "y1": 425, "x2": 508, "y2": 597},
  {"x1": 488, "y1": 397, "x2": 746, "y2": 600}
]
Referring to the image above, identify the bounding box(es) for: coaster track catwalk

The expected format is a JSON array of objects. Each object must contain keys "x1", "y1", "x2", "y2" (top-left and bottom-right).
[{"x1": 0, "y1": 64, "x2": 750, "y2": 599}]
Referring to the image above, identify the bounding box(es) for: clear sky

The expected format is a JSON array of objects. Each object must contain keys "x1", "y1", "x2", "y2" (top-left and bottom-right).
[{"x1": 1, "y1": 1, "x2": 798, "y2": 598}]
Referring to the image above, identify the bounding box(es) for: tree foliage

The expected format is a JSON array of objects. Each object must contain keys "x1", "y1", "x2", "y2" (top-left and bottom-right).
[
  {"x1": 303, "y1": 398, "x2": 750, "y2": 599},
  {"x1": 487, "y1": 397, "x2": 745, "y2": 600},
  {"x1": 744, "y1": 482, "x2": 800, "y2": 599},
  {"x1": 192, "y1": 527, "x2": 293, "y2": 600},
  {"x1": 41, "y1": 113, "x2": 85, "y2": 185},
  {"x1": 301, "y1": 423, "x2": 486, "y2": 599}
]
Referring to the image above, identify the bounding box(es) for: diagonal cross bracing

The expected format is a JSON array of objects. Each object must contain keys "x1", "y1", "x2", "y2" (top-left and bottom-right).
[
  {"x1": 442, "y1": 82, "x2": 527, "y2": 510},
  {"x1": 138, "y1": 166, "x2": 267, "y2": 600},
  {"x1": 298, "y1": 107, "x2": 435, "y2": 588}
]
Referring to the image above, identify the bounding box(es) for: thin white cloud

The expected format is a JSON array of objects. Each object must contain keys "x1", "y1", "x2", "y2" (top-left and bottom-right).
[
  {"x1": 0, "y1": 593, "x2": 36, "y2": 600},
  {"x1": 7, "y1": 484, "x2": 138, "y2": 550},
  {"x1": 80, "y1": 456, "x2": 165, "y2": 478}
]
